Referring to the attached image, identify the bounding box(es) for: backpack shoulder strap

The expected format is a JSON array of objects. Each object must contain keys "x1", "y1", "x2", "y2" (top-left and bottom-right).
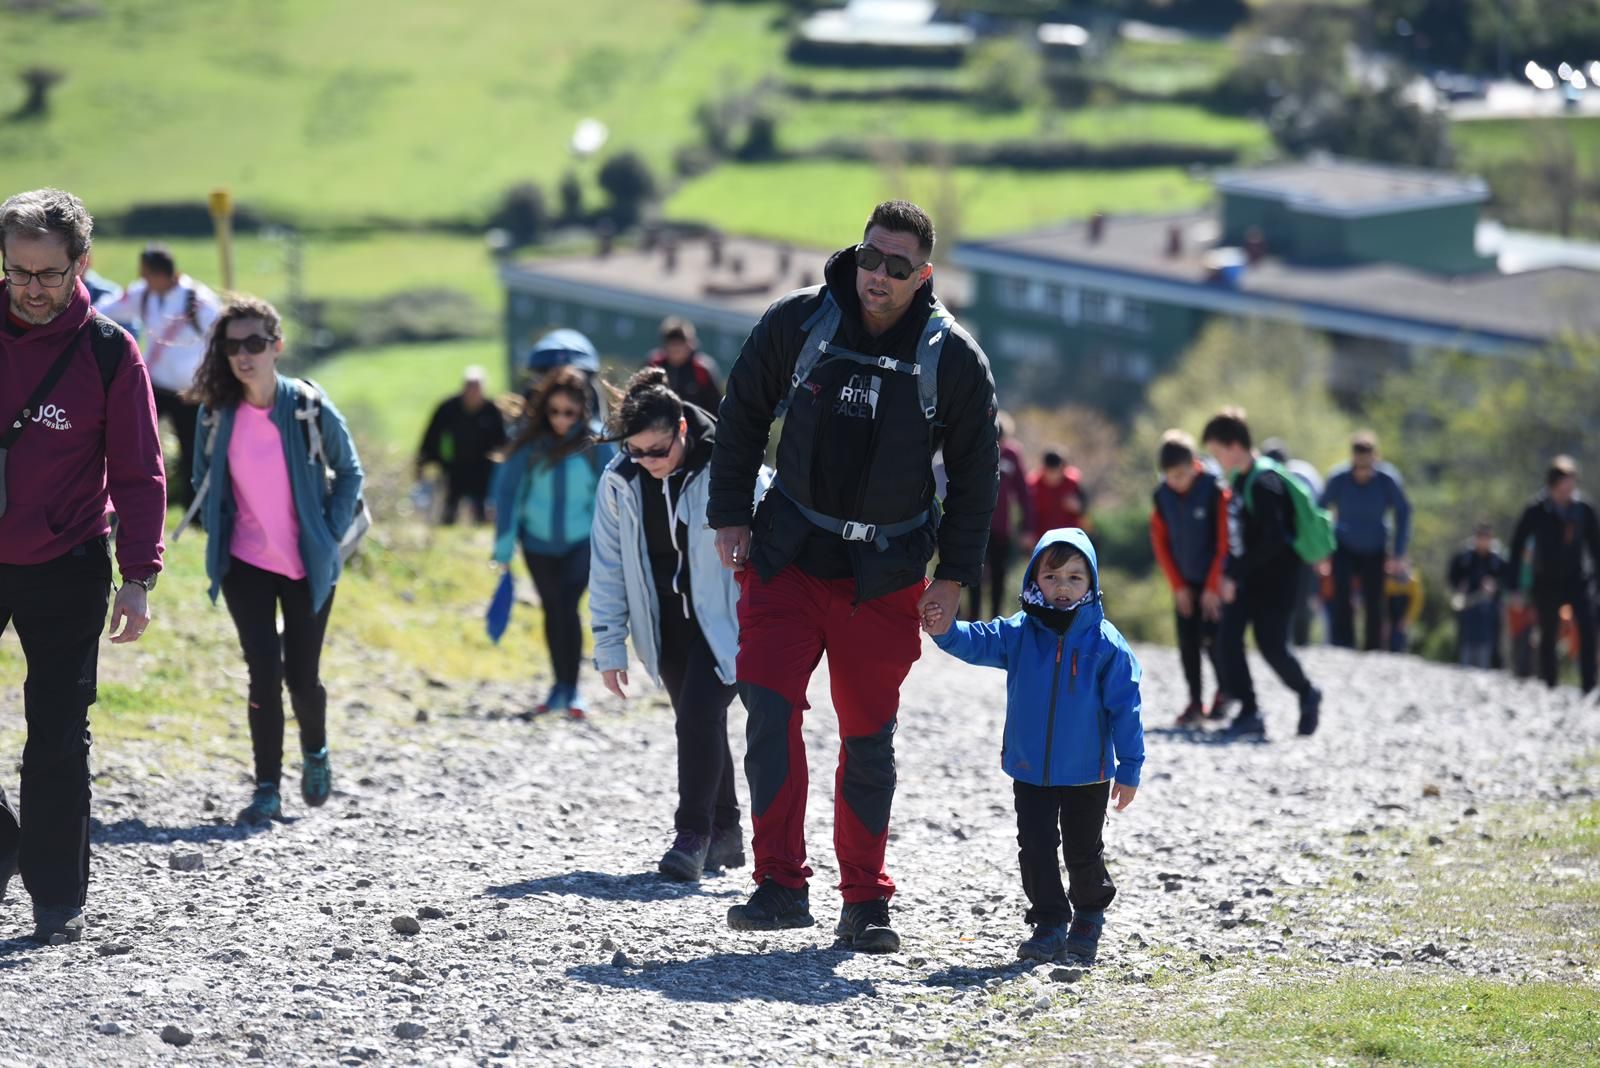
[
  {"x1": 294, "y1": 378, "x2": 326, "y2": 468},
  {"x1": 184, "y1": 287, "x2": 202, "y2": 336},
  {"x1": 916, "y1": 298, "x2": 955, "y2": 424},
  {"x1": 172, "y1": 407, "x2": 222, "y2": 542},
  {"x1": 774, "y1": 291, "x2": 840, "y2": 419},
  {"x1": 87, "y1": 312, "x2": 125, "y2": 393}
]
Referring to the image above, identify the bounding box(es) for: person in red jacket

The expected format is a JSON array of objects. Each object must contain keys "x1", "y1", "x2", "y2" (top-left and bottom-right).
[
  {"x1": 968, "y1": 411, "x2": 1035, "y2": 619},
  {"x1": 0, "y1": 188, "x2": 166, "y2": 945},
  {"x1": 1148, "y1": 430, "x2": 1229, "y2": 726},
  {"x1": 645, "y1": 317, "x2": 722, "y2": 416},
  {"x1": 1028, "y1": 448, "x2": 1088, "y2": 541}
]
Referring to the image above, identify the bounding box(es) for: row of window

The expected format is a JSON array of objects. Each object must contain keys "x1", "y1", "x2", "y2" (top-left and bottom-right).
[
  {"x1": 989, "y1": 327, "x2": 1155, "y2": 382},
  {"x1": 994, "y1": 276, "x2": 1152, "y2": 334},
  {"x1": 511, "y1": 294, "x2": 743, "y2": 360}
]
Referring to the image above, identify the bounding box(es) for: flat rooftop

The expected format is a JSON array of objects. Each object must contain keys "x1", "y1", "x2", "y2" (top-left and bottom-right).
[{"x1": 1214, "y1": 157, "x2": 1489, "y2": 216}]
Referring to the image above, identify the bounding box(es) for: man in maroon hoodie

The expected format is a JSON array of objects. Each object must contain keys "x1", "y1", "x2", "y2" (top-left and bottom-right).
[{"x1": 0, "y1": 188, "x2": 166, "y2": 944}]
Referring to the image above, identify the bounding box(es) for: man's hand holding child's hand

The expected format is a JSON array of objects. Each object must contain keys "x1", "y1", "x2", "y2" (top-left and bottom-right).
[{"x1": 922, "y1": 600, "x2": 952, "y2": 636}]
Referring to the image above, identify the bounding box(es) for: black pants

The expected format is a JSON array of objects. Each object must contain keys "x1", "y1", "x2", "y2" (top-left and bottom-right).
[
  {"x1": 1290, "y1": 563, "x2": 1318, "y2": 646},
  {"x1": 220, "y1": 557, "x2": 334, "y2": 786},
  {"x1": 1013, "y1": 779, "x2": 1114, "y2": 926},
  {"x1": 1219, "y1": 573, "x2": 1315, "y2": 714},
  {"x1": 658, "y1": 599, "x2": 740, "y2": 836},
  {"x1": 1331, "y1": 546, "x2": 1387, "y2": 651},
  {"x1": 1174, "y1": 582, "x2": 1222, "y2": 705},
  {"x1": 154, "y1": 387, "x2": 199, "y2": 509},
  {"x1": 968, "y1": 534, "x2": 1014, "y2": 620},
  {"x1": 442, "y1": 466, "x2": 492, "y2": 525},
  {"x1": 1536, "y1": 587, "x2": 1597, "y2": 693},
  {"x1": 524, "y1": 543, "x2": 589, "y2": 691},
  {"x1": 0, "y1": 538, "x2": 111, "y2": 907}
]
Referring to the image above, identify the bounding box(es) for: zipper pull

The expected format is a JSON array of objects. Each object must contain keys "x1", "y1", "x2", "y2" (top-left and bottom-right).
[
  {"x1": 1071, "y1": 651, "x2": 1078, "y2": 677},
  {"x1": 1055, "y1": 638, "x2": 1063, "y2": 663}
]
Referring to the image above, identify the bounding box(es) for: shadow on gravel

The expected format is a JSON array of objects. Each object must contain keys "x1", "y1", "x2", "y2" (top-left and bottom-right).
[
  {"x1": 568, "y1": 948, "x2": 877, "y2": 1004},
  {"x1": 91, "y1": 817, "x2": 278, "y2": 845},
  {"x1": 920, "y1": 960, "x2": 1054, "y2": 989},
  {"x1": 487, "y1": 870, "x2": 739, "y2": 902},
  {"x1": 1143, "y1": 727, "x2": 1271, "y2": 745}
]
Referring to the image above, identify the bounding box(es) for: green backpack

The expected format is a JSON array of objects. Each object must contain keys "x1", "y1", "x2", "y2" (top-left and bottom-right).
[{"x1": 1241, "y1": 456, "x2": 1336, "y2": 564}]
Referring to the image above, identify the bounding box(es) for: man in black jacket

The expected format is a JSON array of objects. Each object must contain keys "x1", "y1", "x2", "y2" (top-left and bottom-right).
[
  {"x1": 1203, "y1": 409, "x2": 1323, "y2": 739},
  {"x1": 1509, "y1": 455, "x2": 1600, "y2": 692},
  {"x1": 415, "y1": 367, "x2": 508, "y2": 525},
  {"x1": 708, "y1": 200, "x2": 999, "y2": 952}
]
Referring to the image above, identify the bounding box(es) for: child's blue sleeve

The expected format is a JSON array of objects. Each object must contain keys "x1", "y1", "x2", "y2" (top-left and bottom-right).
[
  {"x1": 1101, "y1": 637, "x2": 1145, "y2": 787},
  {"x1": 932, "y1": 618, "x2": 1010, "y2": 669}
]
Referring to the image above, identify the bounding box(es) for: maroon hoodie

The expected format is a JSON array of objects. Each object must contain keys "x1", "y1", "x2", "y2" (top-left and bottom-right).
[{"x1": 0, "y1": 279, "x2": 165, "y2": 579}]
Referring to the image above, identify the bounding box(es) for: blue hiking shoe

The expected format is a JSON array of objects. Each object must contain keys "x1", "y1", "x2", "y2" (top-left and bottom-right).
[
  {"x1": 1017, "y1": 921, "x2": 1070, "y2": 962},
  {"x1": 237, "y1": 782, "x2": 282, "y2": 825},
  {"x1": 301, "y1": 748, "x2": 333, "y2": 808},
  {"x1": 1064, "y1": 910, "x2": 1105, "y2": 962}
]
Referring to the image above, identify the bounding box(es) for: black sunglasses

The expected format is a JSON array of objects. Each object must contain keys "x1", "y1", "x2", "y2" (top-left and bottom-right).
[
  {"x1": 855, "y1": 243, "x2": 925, "y2": 281},
  {"x1": 222, "y1": 335, "x2": 276, "y2": 357},
  {"x1": 622, "y1": 436, "x2": 679, "y2": 460}
]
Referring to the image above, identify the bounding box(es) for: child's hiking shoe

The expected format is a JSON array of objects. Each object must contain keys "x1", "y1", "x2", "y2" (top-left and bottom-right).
[
  {"x1": 834, "y1": 898, "x2": 900, "y2": 954},
  {"x1": 706, "y1": 825, "x2": 746, "y2": 871},
  {"x1": 658, "y1": 831, "x2": 710, "y2": 882},
  {"x1": 1016, "y1": 922, "x2": 1070, "y2": 962},
  {"x1": 301, "y1": 748, "x2": 333, "y2": 808},
  {"x1": 727, "y1": 878, "x2": 814, "y2": 931},
  {"x1": 1296, "y1": 687, "x2": 1322, "y2": 737},
  {"x1": 1175, "y1": 702, "x2": 1204, "y2": 729},
  {"x1": 237, "y1": 782, "x2": 282, "y2": 825},
  {"x1": 1064, "y1": 910, "x2": 1104, "y2": 962},
  {"x1": 1223, "y1": 709, "x2": 1267, "y2": 739}
]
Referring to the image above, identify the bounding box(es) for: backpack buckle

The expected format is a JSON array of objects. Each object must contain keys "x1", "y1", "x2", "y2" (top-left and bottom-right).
[{"x1": 841, "y1": 521, "x2": 877, "y2": 543}]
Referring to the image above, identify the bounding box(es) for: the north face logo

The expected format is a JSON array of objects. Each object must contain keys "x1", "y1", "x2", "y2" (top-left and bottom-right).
[
  {"x1": 835, "y1": 373, "x2": 881, "y2": 420},
  {"x1": 31, "y1": 403, "x2": 71, "y2": 431}
]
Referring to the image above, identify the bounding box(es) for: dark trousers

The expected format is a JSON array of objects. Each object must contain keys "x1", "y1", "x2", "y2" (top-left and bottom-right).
[
  {"x1": 1174, "y1": 582, "x2": 1222, "y2": 705},
  {"x1": 1219, "y1": 573, "x2": 1315, "y2": 714},
  {"x1": 523, "y1": 543, "x2": 590, "y2": 691},
  {"x1": 1013, "y1": 779, "x2": 1115, "y2": 926},
  {"x1": 658, "y1": 602, "x2": 740, "y2": 836},
  {"x1": 968, "y1": 534, "x2": 1014, "y2": 620},
  {"x1": 1290, "y1": 563, "x2": 1318, "y2": 646},
  {"x1": 0, "y1": 538, "x2": 111, "y2": 907},
  {"x1": 1331, "y1": 546, "x2": 1387, "y2": 651},
  {"x1": 220, "y1": 558, "x2": 334, "y2": 786},
  {"x1": 1536, "y1": 587, "x2": 1597, "y2": 693},
  {"x1": 154, "y1": 387, "x2": 199, "y2": 509},
  {"x1": 442, "y1": 466, "x2": 493, "y2": 525}
]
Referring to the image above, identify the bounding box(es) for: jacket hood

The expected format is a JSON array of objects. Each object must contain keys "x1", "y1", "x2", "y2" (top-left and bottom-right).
[{"x1": 1023, "y1": 526, "x2": 1101, "y2": 597}]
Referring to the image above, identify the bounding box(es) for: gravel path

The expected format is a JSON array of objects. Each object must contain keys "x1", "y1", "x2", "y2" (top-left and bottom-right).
[{"x1": 1, "y1": 638, "x2": 1597, "y2": 1067}]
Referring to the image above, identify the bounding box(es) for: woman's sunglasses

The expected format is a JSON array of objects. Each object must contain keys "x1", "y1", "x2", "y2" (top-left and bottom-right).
[
  {"x1": 855, "y1": 243, "x2": 925, "y2": 281},
  {"x1": 546, "y1": 405, "x2": 584, "y2": 420},
  {"x1": 222, "y1": 335, "x2": 276, "y2": 357},
  {"x1": 622, "y1": 437, "x2": 677, "y2": 460}
]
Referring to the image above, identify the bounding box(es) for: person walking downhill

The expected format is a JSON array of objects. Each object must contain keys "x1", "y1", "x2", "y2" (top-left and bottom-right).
[
  {"x1": 1509, "y1": 456, "x2": 1600, "y2": 693},
  {"x1": 968, "y1": 411, "x2": 1034, "y2": 621},
  {"x1": 589, "y1": 368, "x2": 770, "y2": 881},
  {"x1": 1261, "y1": 438, "x2": 1324, "y2": 647},
  {"x1": 1449, "y1": 522, "x2": 1507, "y2": 669},
  {"x1": 709, "y1": 200, "x2": 999, "y2": 952},
  {"x1": 1320, "y1": 432, "x2": 1412, "y2": 652},
  {"x1": 924, "y1": 528, "x2": 1144, "y2": 965},
  {"x1": 184, "y1": 296, "x2": 365, "y2": 824},
  {"x1": 491, "y1": 366, "x2": 613, "y2": 718},
  {"x1": 417, "y1": 366, "x2": 509, "y2": 525},
  {"x1": 645, "y1": 317, "x2": 723, "y2": 416},
  {"x1": 1027, "y1": 448, "x2": 1088, "y2": 542},
  {"x1": 0, "y1": 188, "x2": 166, "y2": 944},
  {"x1": 1203, "y1": 409, "x2": 1325, "y2": 740},
  {"x1": 1149, "y1": 430, "x2": 1230, "y2": 726}
]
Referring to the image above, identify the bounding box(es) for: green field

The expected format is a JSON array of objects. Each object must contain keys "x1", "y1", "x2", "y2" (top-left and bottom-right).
[
  {"x1": 312, "y1": 339, "x2": 510, "y2": 455},
  {"x1": 1453, "y1": 116, "x2": 1600, "y2": 165}
]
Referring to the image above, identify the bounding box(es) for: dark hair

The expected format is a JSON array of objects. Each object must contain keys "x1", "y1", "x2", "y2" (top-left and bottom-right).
[
  {"x1": 186, "y1": 294, "x2": 282, "y2": 410},
  {"x1": 602, "y1": 366, "x2": 683, "y2": 443},
  {"x1": 508, "y1": 366, "x2": 593, "y2": 465},
  {"x1": 1041, "y1": 448, "x2": 1065, "y2": 470},
  {"x1": 659, "y1": 316, "x2": 696, "y2": 346},
  {"x1": 1548, "y1": 454, "x2": 1579, "y2": 486},
  {"x1": 1351, "y1": 429, "x2": 1378, "y2": 454},
  {"x1": 1201, "y1": 407, "x2": 1251, "y2": 450},
  {"x1": 0, "y1": 187, "x2": 93, "y2": 261},
  {"x1": 1037, "y1": 541, "x2": 1087, "y2": 573},
  {"x1": 863, "y1": 199, "x2": 935, "y2": 260},
  {"x1": 1157, "y1": 429, "x2": 1195, "y2": 471},
  {"x1": 139, "y1": 243, "x2": 177, "y2": 277}
]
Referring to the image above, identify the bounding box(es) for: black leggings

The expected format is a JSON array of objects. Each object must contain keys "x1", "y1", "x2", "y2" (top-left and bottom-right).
[
  {"x1": 1174, "y1": 582, "x2": 1222, "y2": 705},
  {"x1": 1013, "y1": 779, "x2": 1115, "y2": 926},
  {"x1": 1219, "y1": 576, "x2": 1314, "y2": 713},
  {"x1": 221, "y1": 557, "x2": 334, "y2": 786},
  {"x1": 658, "y1": 599, "x2": 739, "y2": 836},
  {"x1": 523, "y1": 543, "x2": 590, "y2": 691}
]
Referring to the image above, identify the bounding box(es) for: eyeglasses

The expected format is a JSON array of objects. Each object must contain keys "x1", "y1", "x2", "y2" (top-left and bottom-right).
[
  {"x1": 622, "y1": 436, "x2": 678, "y2": 460},
  {"x1": 546, "y1": 405, "x2": 583, "y2": 420},
  {"x1": 855, "y1": 244, "x2": 926, "y2": 282},
  {"x1": 222, "y1": 335, "x2": 276, "y2": 357},
  {"x1": 2, "y1": 265, "x2": 71, "y2": 288}
]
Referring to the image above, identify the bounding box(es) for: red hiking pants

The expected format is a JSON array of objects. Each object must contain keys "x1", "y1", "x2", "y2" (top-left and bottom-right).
[{"x1": 735, "y1": 565, "x2": 926, "y2": 903}]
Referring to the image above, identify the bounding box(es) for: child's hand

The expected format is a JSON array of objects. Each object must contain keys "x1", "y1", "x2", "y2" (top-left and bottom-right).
[
  {"x1": 1111, "y1": 783, "x2": 1137, "y2": 811},
  {"x1": 921, "y1": 600, "x2": 952, "y2": 636}
]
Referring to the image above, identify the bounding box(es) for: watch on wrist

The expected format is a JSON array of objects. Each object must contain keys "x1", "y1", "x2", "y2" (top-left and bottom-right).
[{"x1": 122, "y1": 574, "x2": 157, "y2": 593}]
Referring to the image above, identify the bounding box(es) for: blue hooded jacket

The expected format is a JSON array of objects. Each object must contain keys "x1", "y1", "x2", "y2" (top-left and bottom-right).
[{"x1": 933, "y1": 528, "x2": 1145, "y2": 788}]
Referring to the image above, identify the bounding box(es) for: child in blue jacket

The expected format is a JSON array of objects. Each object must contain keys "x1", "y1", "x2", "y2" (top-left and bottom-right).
[{"x1": 923, "y1": 527, "x2": 1144, "y2": 963}]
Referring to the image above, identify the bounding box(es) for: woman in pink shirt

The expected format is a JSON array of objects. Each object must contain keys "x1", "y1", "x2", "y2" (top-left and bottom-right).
[{"x1": 185, "y1": 296, "x2": 365, "y2": 825}]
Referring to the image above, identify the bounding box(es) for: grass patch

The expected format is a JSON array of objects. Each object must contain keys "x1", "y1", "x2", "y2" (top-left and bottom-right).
[
  {"x1": 1453, "y1": 117, "x2": 1600, "y2": 167},
  {"x1": 308, "y1": 338, "x2": 510, "y2": 454},
  {"x1": 1089, "y1": 36, "x2": 1236, "y2": 97},
  {"x1": 665, "y1": 161, "x2": 1209, "y2": 246}
]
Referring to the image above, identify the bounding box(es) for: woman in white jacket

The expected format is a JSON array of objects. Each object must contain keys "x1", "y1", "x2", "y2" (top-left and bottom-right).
[{"x1": 590, "y1": 368, "x2": 770, "y2": 882}]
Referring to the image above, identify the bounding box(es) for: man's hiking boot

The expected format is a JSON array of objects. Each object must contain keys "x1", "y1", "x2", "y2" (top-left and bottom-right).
[
  {"x1": 0, "y1": 847, "x2": 15, "y2": 905},
  {"x1": 727, "y1": 878, "x2": 814, "y2": 931},
  {"x1": 834, "y1": 897, "x2": 900, "y2": 954},
  {"x1": 658, "y1": 831, "x2": 710, "y2": 882},
  {"x1": 706, "y1": 825, "x2": 746, "y2": 871},
  {"x1": 1017, "y1": 921, "x2": 1070, "y2": 962},
  {"x1": 237, "y1": 783, "x2": 282, "y2": 825},
  {"x1": 1297, "y1": 687, "x2": 1323, "y2": 737},
  {"x1": 31, "y1": 905, "x2": 85, "y2": 945},
  {"x1": 1223, "y1": 709, "x2": 1267, "y2": 740},
  {"x1": 1064, "y1": 910, "x2": 1104, "y2": 962},
  {"x1": 1175, "y1": 702, "x2": 1204, "y2": 729},
  {"x1": 301, "y1": 748, "x2": 333, "y2": 808}
]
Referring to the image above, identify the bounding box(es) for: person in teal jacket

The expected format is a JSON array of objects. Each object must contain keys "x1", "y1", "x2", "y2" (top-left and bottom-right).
[
  {"x1": 181, "y1": 295, "x2": 365, "y2": 826},
  {"x1": 923, "y1": 527, "x2": 1143, "y2": 965},
  {"x1": 492, "y1": 366, "x2": 615, "y2": 717}
]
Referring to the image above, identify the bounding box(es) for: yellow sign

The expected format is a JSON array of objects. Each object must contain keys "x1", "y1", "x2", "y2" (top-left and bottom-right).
[{"x1": 208, "y1": 188, "x2": 234, "y2": 220}]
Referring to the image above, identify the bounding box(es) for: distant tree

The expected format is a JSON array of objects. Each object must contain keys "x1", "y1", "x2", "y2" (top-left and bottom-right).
[
  {"x1": 491, "y1": 182, "x2": 548, "y2": 247},
  {"x1": 1271, "y1": 79, "x2": 1455, "y2": 168},
  {"x1": 970, "y1": 35, "x2": 1046, "y2": 112},
  {"x1": 1372, "y1": 0, "x2": 1600, "y2": 74},
  {"x1": 558, "y1": 172, "x2": 584, "y2": 224},
  {"x1": 17, "y1": 67, "x2": 65, "y2": 118},
  {"x1": 736, "y1": 111, "x2": 779, "y2": 162},
  {"x1": 596, "y1": 151, "x2": 657, "y2": 229}
]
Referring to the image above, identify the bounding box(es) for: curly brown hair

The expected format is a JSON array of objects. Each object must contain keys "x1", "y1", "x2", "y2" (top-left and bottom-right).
[
  {"x1": 185, "y1": 294, "x2": 282, "y2": 410},
  {"x1": 507, "y1": 366, "x2": 595, "y2": 465}
]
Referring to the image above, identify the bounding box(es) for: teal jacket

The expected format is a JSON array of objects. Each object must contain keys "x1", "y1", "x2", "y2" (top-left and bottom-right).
[
  {"x1": 192, "y1": 376, "x2": 365, "y2": 612},
  {"x1": 492, "y1": 433, "x2": 615, "y2": 562}
]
